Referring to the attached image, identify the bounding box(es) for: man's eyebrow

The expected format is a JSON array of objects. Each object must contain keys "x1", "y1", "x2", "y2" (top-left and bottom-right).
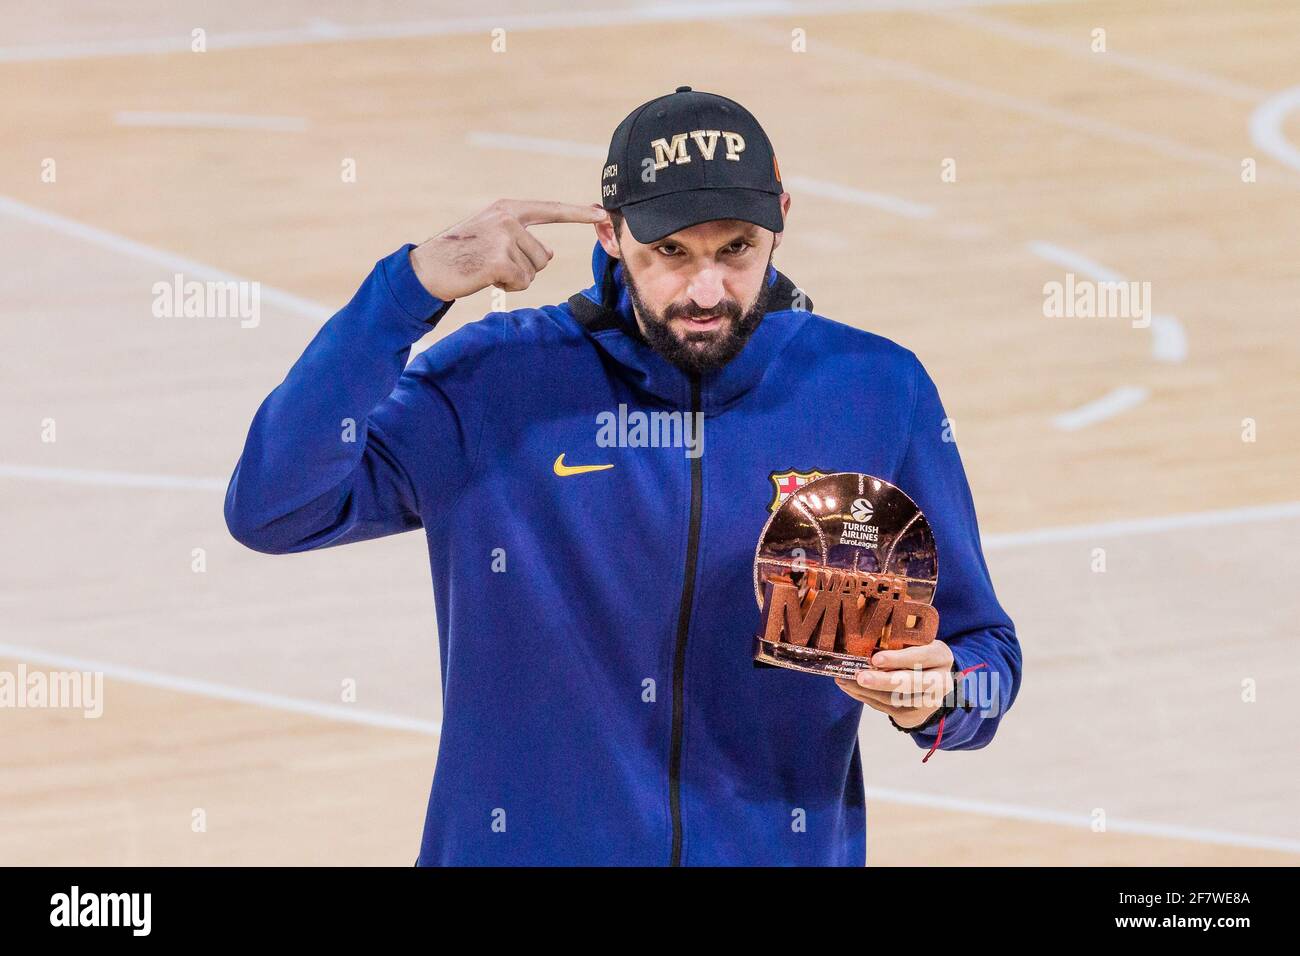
[{"x1": 658, "y1": 225, "x2": 762, "y2": 248}]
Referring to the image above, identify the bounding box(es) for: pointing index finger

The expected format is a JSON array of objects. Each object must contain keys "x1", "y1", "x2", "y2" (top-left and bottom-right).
[{"x1": 511, "y1": 200, "x2": 610, "y2": 226}]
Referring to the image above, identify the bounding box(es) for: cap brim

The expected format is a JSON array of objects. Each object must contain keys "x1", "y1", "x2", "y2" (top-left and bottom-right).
[{"x1": 619, "y1": 188, "x2": 784, "y2": 244}]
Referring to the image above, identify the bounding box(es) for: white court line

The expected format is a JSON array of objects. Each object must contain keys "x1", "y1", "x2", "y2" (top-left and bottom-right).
[
  {"x1": 865, "y1": 786, "x2": 1300, "y2": 855},
  {"x1": 4, "y1": 458, "x2": 1298, "y2": 551},
  {"x1": 1250, "y1": 86, "x2": 1300, "y2": 173},
  {"x1": 467, "y1": 132, "x2": 937, "y2": 220},
  {"x1": 1051, "y1": 385, "x2": 1149, "y2": 431},
  {"x1": 3, "y1": 638, "x2": 1291, "y2": 853},
  {"x1": 11, "y1": 458, "x2": 1298, "y2": 569},
  {"x1": 6, "y1": 3, "x2": 1295, "y2": 180},
  {"x1": 1028, "y1": 239, "x2": 1188, "y2": 364},
  {"x1": 1028, "y1": 239, "x2": 1125, "y2": 283},
  {"x1": 305, "y1": 18, "x2": 348, "y2": 39},
  {"x1": 0, "y1": 464, "x2": 226, "y2": 492},
  {"x1": 0, "y1": 195, "x2": 331, "y2": 323},
  {"x1": 0, "y1": 642, "x2": 443, "y2": 737},
  {"x1": 982, "y1": 499, "x2": 1300, "y2": 550},
  {"x1": 114, "y1": 111, "x2": 308, "y2": 132},
  {"x1": 723, "y1": 20, "x2": 1300, "y2": 189},
  {"x1": 466, "y1": 131, "x2": 603, "y2": 160},
  {"x1": 0, "y1": 0, "x2": 1069, "y2": 63},
  {"x1": 782, "y1": 174, "x2": 935, "y2": 219},
  {"x1": 930, "y1": 8, "x2": 1267, "y2": 103},
  {"x1": 1028, "y1": 239, "x2": 1183, "y2": 431},
  {"x1": 1147, "y1": 315, "x2": 1187, "y2": 364}
]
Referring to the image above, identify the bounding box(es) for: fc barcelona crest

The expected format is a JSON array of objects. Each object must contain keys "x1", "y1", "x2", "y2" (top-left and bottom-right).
[{"x1": 767, "y1": 468, "x2": 827, "y2": 512}]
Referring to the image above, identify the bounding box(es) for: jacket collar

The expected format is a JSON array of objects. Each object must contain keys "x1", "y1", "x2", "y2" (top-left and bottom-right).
[{"x1": 566, "y1": 241, "x2": 812, "y2": 413}]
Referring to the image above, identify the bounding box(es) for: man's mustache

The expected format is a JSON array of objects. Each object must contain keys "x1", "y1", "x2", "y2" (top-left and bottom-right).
[{"x1": 665, "y1": 301, "x2": 742, "y2": 322}]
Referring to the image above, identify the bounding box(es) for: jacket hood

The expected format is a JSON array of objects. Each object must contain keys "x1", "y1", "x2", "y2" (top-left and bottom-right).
[{"x1": 565, "y1": 241, "x2": 813, "y2": 412}]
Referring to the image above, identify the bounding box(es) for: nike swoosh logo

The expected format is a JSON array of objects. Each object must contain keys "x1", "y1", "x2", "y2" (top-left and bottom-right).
[{"x1": 553, "y1": 453, "x2": 614, "y2": 477}]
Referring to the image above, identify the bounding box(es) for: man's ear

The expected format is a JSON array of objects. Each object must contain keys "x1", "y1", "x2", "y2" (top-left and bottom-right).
[
  {"x1": 595, "y1": 214, "x2": 621, "y2": 259},
  {"x1": 773, "y1": 191, "x2": 791, "y2": 251}
]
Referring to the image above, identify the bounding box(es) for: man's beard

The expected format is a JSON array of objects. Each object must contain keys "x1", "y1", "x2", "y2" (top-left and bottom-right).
[{"x1": 622, "y1": 252, "x2": 773, "y2": 376}]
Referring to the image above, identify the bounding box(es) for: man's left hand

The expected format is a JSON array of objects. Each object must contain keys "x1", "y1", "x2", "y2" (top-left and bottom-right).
[{"x1": 835, "y1": 640, "x2": 954, "y2": 730}]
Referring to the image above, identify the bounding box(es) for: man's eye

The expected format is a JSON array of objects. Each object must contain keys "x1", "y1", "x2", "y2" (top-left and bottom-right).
[
  {"x1": 656, "y1": 245, "x2": 681, "y2": 256},
  {"x1": 725, "y1": 241, "x2": 751, "y2": 255}
]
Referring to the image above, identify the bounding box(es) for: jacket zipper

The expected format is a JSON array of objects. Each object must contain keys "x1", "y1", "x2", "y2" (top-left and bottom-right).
[{"x1": 668, "y1": 375, "x2": 703, "y2": 866}]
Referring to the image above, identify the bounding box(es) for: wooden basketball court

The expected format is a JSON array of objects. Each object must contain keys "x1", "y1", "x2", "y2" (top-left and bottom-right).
[{"x1": 2, "y1": 0, "x2": 1297, "y2": 865}]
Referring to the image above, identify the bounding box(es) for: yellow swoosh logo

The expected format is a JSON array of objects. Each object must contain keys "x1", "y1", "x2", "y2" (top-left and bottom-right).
[{"x1": 553, "y1": 453, "x2": 614, "y2": 477}]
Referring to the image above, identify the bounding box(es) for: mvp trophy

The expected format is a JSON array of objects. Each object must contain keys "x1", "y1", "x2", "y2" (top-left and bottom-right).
[{"x1": 753, "y1": 473, "x2": 939, "y2": 677}]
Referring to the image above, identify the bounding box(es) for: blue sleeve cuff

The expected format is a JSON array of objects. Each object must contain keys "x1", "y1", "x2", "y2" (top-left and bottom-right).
[
  {"x1": 906, "y1": 654, "x2": 968, "y2": 743},
  {"x1": 380, "y1": 243, "x2": 455, "y2": 325},
  {"x1": 906, "y1": 646, "x2": 986, "y2": 746}
]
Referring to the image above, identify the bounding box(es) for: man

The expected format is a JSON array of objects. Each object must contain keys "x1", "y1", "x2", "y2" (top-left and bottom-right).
[{"x1": 225, "y1": 87, "x2": 1021, "y2": 866}]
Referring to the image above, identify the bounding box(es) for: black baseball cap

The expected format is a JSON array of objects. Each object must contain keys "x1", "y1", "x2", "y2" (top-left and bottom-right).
[{"x1": 600, "y1": 86, "x2": 784, "y2": 244}]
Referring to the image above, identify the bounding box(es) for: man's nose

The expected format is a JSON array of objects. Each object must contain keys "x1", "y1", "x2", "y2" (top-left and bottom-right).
[{"x1": 686, "y1": 269, "x2": 725, "y2": 310}]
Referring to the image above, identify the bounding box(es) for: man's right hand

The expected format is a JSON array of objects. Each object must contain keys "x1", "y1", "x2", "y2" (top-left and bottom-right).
[{"x1": 409, "y1": 199, "x2": 609, "y2": 301}]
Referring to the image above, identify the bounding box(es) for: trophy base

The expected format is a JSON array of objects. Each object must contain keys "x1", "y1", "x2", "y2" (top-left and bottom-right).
[{"x1": 753, "y1": 637, "x2": 874, "y2": 678}]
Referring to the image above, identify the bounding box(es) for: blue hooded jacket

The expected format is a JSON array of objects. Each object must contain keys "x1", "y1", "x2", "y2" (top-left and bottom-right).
[{"x1": 224, "y1": 240, "x2": 1021, "y2": 866}]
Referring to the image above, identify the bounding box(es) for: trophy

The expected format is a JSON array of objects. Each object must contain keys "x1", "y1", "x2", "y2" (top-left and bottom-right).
[{"x1": 753, "y1": 472, "x2": 939, "y2": 677}]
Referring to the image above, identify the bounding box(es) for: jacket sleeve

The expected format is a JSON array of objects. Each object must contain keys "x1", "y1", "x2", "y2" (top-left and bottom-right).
[
  {"x1": 223, "y1": 243, "x2": 503, "y2": 554},
  {"x1": 890, "y1": 352, "x2": 1022, "y2": 751}
]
